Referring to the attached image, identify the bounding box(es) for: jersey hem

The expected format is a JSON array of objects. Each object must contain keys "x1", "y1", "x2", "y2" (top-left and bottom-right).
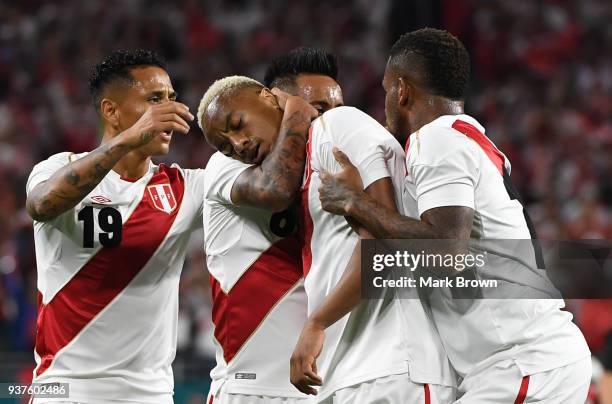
[
  {"x1": 316, "y1": 362, "x2": 409, "y2": 401},
  {"x1": 212, "y1": 378, "x2": 310, "y2": 399},
  {"x1": 514, "y1": 351, "x2": 592, "y2": 377}
]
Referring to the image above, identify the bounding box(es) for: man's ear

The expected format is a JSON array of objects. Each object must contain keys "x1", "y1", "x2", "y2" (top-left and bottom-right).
[
  {"x1": 100, "y1": 98, "x2": 120, "y2": 128},
  {"x1": 259, "y1": 87, "x2": 281, "y2": 110},
  {"x1": 397, "y1": 77, "x2": 412, "y2": 106}
]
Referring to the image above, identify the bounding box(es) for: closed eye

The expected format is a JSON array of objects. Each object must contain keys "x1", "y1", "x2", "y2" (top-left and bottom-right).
[{"x1": 231, "y1": 117, "x2": 243, "y2": 130}]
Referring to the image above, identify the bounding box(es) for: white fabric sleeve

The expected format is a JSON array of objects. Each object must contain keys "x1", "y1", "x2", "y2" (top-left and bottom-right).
[
  {"x1": 412, "y1": 137, "x2": 479, "y2": 217},
  {"x1": 320, "y1": 107, "x2": 397, "y2": 189},
  {"x1": 26, "y1": 152, "x2": 74, "y2": 195},
  {"x1": 204, "y1": 152, "x2": 253, "y2": 205},
  {"x1": 181, "y1": 167, "x2": 207, "y2": 229}
]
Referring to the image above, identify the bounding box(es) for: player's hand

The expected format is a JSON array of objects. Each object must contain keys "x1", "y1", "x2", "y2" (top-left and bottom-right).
[
  {"x1": 290, "y1": 320, "x2": 324, "y2": 395},
  {"x1": 272, "y1": 88, "x2": 318, "y2": 119},
  {"x1": 120, "y1": 101, "x2": 194, "y2": 149},
  {"x1": 319, "y1": 147, "x2": 365, "y2": 216}
]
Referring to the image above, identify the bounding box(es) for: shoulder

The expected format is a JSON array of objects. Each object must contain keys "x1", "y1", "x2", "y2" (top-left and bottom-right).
[
  {"x1": 318, "y1": 106, "x2": 381, "y2": 130},
  {"x1": 204, "y1": 152, "x2": 251, "y2": 180},
  {"x1": 315, "y1": 106, "x2": 398, "y2": 148},
  {"x1": 412, "y1": 117, "x2": 481, "y2": 166},
  {"x1": 169, "y1": 163, "x2": 206, "y2": 183},
  {"x1": 29, "y1": 151, "x2": 85, "y2": 178},
  {"x1": 33, "y1": 151, "x2": 77, "y2": 167}
]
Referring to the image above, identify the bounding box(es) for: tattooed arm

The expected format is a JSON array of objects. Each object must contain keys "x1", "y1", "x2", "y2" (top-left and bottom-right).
[
  {"x1": 318, "y1": 148, "x2": 474, "y2": 240},
  {"x1": 229, "y1": 94, "x2": 317, "y2": 212},
  {"x1": 26, "y1": 101, "x2": 194, "y2": 222}
]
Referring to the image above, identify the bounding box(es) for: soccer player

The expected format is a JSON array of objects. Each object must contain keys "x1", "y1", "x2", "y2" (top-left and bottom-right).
[
  {"x1": 200, "y1": 47, "x2": 340, "y2": 404},
  {"x1": 312, "y1": 28, "x2": 592, "y2": 403},
  {"x1": 263, "y1": 47, "x2": 344, "y2": 114},
  {"x1": 198, "y1": 74, "x2": 455, "y2": 402},
  {"x1": 24, "y1": 49, "x2": 308, "y2": 404}
]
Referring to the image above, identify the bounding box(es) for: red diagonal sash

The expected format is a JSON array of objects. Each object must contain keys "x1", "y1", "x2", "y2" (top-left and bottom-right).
[{"x1": 35, "y1": 165, "x2": 184, "y2": 376}]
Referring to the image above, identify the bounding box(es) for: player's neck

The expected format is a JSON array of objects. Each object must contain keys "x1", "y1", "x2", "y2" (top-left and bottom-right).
[
  {"x1": 112, "y1": 152, "x2": 151, "y2": 180},
  {"x1": 101, "y1": 129, "x2": 151, "y2": 180},
  {"x1": 410, "y1": 97, "x2": 464, "y2": 133}
]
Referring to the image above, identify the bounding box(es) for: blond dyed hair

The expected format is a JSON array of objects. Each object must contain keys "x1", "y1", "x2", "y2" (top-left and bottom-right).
[{"x1": 197, "y1": 75, "x2": 263, "y2": 131}]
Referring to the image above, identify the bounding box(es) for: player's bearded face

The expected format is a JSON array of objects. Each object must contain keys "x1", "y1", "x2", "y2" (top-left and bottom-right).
[
  {"x1": 203, "y1": 88, "x2": 283, "y2": 164},
  {"x1": 116, "y1": 67, "x2": 177, "y2": 156}
]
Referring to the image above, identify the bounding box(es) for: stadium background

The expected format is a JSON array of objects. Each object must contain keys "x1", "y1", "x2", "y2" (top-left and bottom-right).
[{"x1": 0, "y1": 0, "x2": 610, "y2": 402}]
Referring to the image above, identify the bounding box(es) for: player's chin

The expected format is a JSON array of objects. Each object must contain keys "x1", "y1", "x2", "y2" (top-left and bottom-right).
[
  {"x1": 158, "y1": 133, "x2": 174, "y2": 151},
  {"x1": 147, "y1": 141, "x2": 171, "y2": 156}
]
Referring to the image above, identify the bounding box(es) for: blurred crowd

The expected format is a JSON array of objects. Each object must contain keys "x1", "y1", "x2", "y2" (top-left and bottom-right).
[{"x1": 0, "y1": 0, "x2": 610, "y2": 398}]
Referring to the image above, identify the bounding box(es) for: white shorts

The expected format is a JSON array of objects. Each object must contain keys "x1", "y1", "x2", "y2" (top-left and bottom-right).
[
  {"x1": 206, "y1": 384, "x2": 314, "y2": 404},
  {"x1": 455, "y1": 356, "x2": 592, "y2": 403},
  {"x1": 317, "y1": 372, "x2": 456, "y2": 404}
]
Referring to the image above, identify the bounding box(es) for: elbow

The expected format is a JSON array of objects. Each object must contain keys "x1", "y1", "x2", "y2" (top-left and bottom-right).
[
  {"x1": 26, "y1": 197, "x2": 54, "y2": 222},
  {"x1": 265, "y1": 188, "x2": 297, "y2": 212}
]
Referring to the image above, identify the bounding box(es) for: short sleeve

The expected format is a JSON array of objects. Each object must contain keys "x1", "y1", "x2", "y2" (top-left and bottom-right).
[
  {"x1": 411, "y1": 133, "x2": 479, "y2": 216},
  {"x1": 26, "y1": 152, "x2": 74, "y2": 195},
  {"x1": 204, "y1": 152, "x2": 252, "y2": 204},
  {"x1": 318, "y1": 107, "x2": 400, "y2": 189},
  {"x1": 181, "y1": 167, "x2": 207, "y2": 229}
]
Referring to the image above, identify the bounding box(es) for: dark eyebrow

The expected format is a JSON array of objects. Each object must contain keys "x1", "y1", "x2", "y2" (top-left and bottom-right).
[{"x1": 148, "y1": 90, "x2": 178, "y2": 99}]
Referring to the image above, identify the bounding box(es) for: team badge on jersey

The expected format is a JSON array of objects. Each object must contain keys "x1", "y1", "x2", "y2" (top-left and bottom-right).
[{"x1": 147, "y1": 183, "x2": 177, "y2": 214}]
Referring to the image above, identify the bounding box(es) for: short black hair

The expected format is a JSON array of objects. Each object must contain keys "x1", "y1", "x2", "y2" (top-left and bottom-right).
[
  {"x1": 263, "y1": 47, "x2": 338, "y2": 90},
  {"x1": 88, "y1": 49, "x2": 166, "y2": 111},
  {"x1": 389, "y1": 28, "x2": 470, "y2": 100}
]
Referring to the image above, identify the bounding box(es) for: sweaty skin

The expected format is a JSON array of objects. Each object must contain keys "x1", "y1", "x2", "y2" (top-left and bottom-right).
[{"x1": 294, "y1": 74, "x2": 344, "y2": 114}]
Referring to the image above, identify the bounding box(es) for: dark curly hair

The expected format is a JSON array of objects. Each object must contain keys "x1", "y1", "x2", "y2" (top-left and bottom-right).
[
  {"x1": 389, "y1": 28, "x2": 470, "y2": 100},
  {"x1": 263, "y1": 47, "x2": 338, "y2": 91},
  {"x1": 88, "y1": 49, "x2": 166, "y2": 111}
]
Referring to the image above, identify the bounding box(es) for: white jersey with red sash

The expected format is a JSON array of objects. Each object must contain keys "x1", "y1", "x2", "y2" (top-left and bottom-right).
[
  {"x1": 402, "y1": 114, "x2": 590, "y2": 383},
  {"x1": 26, "y1": 152, "x2": 205, "y2": 403},
  {"x1": 203, "y1": 152, "x2": 309, "y2": 399}
]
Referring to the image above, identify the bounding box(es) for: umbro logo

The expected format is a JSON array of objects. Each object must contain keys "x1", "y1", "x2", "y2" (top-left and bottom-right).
[{"x1": 91, "y1": 195, "x2": 112, "y2": 204}]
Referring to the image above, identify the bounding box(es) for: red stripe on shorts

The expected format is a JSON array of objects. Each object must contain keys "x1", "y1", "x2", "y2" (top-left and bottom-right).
[{"x1": 514, "y1": 375, "x2": 530, "y2": 404}]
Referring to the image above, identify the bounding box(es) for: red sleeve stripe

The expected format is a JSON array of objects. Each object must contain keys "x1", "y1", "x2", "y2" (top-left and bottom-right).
[
  {"x1": 210, "y1": 235, "x2": 302, "y2": 363},
  {"x1": 452, "y1": 120, "x2": 505, "y2": 176},
  {"x1": 300, "y1": 126, "x2": 315, "y2": 278},
  {"x1": 34, "y1": 165, "x2": 184, "y2": 376},
  {"x1": 404, "y1": 136, "x2": 411, "y2": 176}
]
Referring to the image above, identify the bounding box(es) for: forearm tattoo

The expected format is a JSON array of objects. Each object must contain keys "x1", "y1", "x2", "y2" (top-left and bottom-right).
[
  {"x1": 27, "y1": 141, "x2": 130, "y2": 221},
  {"x1": 234, "y1": 111, "x2": 310, "y2": 204}
]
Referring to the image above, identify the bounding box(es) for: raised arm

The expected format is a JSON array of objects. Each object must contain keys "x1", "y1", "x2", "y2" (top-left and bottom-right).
[
  {"x1": 26, "y1": 102, "x2": 193, "y2": 221},
  {"x1": 229, "y1": 93, "x2": 317, "y2": 211}
]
